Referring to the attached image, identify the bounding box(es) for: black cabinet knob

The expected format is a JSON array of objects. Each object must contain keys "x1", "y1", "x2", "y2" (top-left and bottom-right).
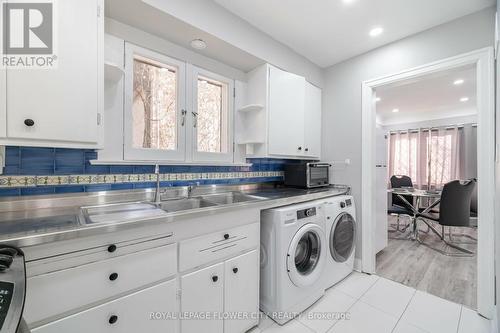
[
  {"x1": 109, "y1": 315, "x2": 118, "y2": 325},
  {"x1": 24, "y1": 119, "x2": 35, "y2": 127},
  {"x1": 298, "y1": 147, "x2": 302, "y2": 150},
  {"x1": 223, "y1": 234, "x2": 229, "y2": 240},
  {"x1": 232, "y1": 267, "x2": 238, "y2": 274},
  {"x1": 212, "y1": 275, "x2": 218, "y2": 283},
  {"x1": 107, "y1": 244, "x2": 117, "y2": 253},
  {"x1": 109, "y1": 273, "x2": 119, "y2": 281},
  {"x1": 305, "y1": 148, "x2": 309, "y2": 152}
]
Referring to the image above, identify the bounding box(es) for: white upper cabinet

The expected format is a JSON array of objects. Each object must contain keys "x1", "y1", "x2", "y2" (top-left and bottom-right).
[
  {"x1": 3, "y1": 0, "x2": 103, "y2": 148},
  {"x1": 237, "y1": 64, "x2": 322, "y2": 159},
  {"x1": 0, "y1": 67, "x2": 5, "y2": 138},
  {"x1": 124, "y1": 43, "x2": 186, "y2": 161},
  {"x1": 304, "y1": 82, "x2": 322, "y2": 158},
  {"x1": 268, "y1": 66, "x2": 306, "y2": 156}
]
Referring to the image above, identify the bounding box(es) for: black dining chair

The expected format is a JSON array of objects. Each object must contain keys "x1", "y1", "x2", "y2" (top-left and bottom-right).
[
  {"x1": 388, "y1": 175, "x2": 414, "y2": 232},
  {"x1": 415, "y1": 179, "x2": 477, "y2": 256}
]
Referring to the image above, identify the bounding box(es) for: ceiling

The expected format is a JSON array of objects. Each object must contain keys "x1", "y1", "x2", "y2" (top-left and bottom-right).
[
  {"x1": 105, "y1": 0, "x2": 265, "y2": 72},
  {"x1": 213, "y1": 0, "x2": 494, "y2": 68},
  {"x1": 375, "y1": 65, "x2": 477, "y2": 126}
]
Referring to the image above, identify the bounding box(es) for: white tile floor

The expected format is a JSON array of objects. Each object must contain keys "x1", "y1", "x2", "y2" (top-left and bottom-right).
[{"x1": 249, "y1": 272, "x2": 492, "y2": 333}]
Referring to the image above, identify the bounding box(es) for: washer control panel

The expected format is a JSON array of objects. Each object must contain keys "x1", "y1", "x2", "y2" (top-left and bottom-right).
[{"x1": 297, "y1": 207, "x2": 316, "y2": 219}]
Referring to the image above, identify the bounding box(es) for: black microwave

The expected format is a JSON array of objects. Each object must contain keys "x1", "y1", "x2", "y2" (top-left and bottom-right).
[{"x1": 284, "y1": 162, "x2": 331, "y2": 188}]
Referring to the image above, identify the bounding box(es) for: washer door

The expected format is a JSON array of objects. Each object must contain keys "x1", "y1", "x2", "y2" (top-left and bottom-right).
[
  {"x1": 287, "y1": 223, "x2": 326, "y2": 288},
  {"x1": 330, "y1": 213, "x2": 356, "y2": 263}
]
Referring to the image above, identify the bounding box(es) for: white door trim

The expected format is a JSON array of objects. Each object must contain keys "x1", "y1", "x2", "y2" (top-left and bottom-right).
[{"x1": 361, "y1": 47, "x2": 495, "y2": 318}]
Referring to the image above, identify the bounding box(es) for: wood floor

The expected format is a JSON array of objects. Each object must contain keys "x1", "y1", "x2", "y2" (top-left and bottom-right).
[{"x1": 376, "y1": 215, "x2": 477, "y2": 309}]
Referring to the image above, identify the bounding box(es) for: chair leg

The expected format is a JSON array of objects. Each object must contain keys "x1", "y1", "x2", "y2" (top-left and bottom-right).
[{"x1": 415, "y1": 218, "x2": 474, "y2": 257}]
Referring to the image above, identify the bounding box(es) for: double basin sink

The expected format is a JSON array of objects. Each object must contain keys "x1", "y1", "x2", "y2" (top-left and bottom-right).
[{"x1": 81, "y1": 192, "x2": 267, "y2": 225}]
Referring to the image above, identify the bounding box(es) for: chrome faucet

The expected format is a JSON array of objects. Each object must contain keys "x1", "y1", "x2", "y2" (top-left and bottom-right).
[
  {"x1": 187, "y1": 182, "x2": 200, "y2": 198},
  {"x1": 154, "y1": 164, "x2": 161, "y2": 205}
]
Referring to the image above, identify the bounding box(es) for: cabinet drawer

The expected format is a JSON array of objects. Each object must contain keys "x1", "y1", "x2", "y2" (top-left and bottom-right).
[
  {"x1": 25, "y1": 243, "x2": 177, "y2": 325},
  {"x1": 32, "y1": 279, "x2": 178, "y2": 333},
  {"x1": 179, "y1": 223, "x2": 259, "y2": 272},
  {"x1": 27, "y1": 234, "x2": 173, "y2": 277}
]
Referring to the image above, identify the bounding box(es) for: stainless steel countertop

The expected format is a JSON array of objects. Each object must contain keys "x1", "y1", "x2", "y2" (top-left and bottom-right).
[{"x1": 0, "y1": 184, "x2": 350, "y2": 247}]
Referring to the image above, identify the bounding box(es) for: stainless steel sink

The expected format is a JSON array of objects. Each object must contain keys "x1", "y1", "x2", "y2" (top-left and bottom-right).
[
  {"x1": 201, "y1": 192, "x2": 266, "y2": 205},
  {"x1": 158, "y1": 198, "x2": 217, "y2": 212},
  {"x1": 81, "y1": 202, "x2": 167, "y2": 225}
]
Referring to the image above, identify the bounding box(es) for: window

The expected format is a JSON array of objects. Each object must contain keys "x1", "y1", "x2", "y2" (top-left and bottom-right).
[
  {"x1": 196, "y1": 76, "x2": 228, "y2": 153},
  {"x1": 124, "y1": 43, "x2": 233, "y2": 163},
  {"x1": 132, "y1": 56, "x2": 177, "y2": 150},
  {"x1": 192, "y1": 66, "x2": 234, "y2": 162},
  {"x1": 388, "y1": 128, "x2": 462, "y2": 189},
  {"x1": 124, "y1": 44, "x2": 186, "y2": 161}
]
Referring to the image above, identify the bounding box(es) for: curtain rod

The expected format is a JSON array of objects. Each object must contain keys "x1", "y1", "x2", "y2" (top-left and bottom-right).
[{"x1": 389, "y1": 123, "x2": 477, "y2": 134}]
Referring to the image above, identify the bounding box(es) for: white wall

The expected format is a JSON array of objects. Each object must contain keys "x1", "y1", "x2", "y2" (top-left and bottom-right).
[
  {"x1": 322, "y1": 7, "x2": 495, "y2": 259},
  {"x1": 141, "y1": 0, "x2": 324, "y2": 87}
]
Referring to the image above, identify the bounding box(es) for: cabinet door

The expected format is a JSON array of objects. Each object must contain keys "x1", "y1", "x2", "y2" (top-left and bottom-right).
[
  {"x1": 6, "y1": 0, "x2": 102, "y2": 144},
  {"x1": 0, "y1": 66, "x2": 5, "y2": 138},
  {"x1": 224, "y1": 250, "x2": 259, "y2": 333},
  {"x1": 181, "y1": 263, "x2": 224, "y2": 333},
  {"x1": 268, "y1": 66, "x2": 305, "y2": 156},
  {"x1": 304, "y1": 82, "x2": 322, "y2": 159},
  {"x1": 32, "y1": 279, "x2": 178, "y2": 333}
]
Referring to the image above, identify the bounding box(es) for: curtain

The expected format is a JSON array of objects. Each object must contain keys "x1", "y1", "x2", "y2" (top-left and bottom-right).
[{"x1": 388, "y1": 126, "x2": 463, "y2": 190}]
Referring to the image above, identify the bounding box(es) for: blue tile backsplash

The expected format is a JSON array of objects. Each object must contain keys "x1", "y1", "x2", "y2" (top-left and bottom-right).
[{"x1": 0, "y1": 147, "x2": 307, "y2": 197}]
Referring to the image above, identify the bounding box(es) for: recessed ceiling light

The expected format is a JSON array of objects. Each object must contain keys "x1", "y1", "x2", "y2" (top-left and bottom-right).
[
  {"x1": 190, "y1": 39, "x2": 207, "y2": 50},
  {"x1": 460, "y1": 97, "x2": 469, "y2": 102},
  {"x1": 392, "y1": 108, "x2": 399, "y2": 113},
  {"x1": 342, "y1": 0, "x2": 356, "y2": 4},
  {"x1": 453, "y1": 79, "x2": 464, "y2": 85},
  {"x1": 375, "y1": 97, "x2": 381, "y2": 102},
  {"x1": 369, "y1": 26, "x2": 384, "y2": 37}
]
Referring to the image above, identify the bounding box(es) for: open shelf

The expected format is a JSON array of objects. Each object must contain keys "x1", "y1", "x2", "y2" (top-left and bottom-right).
[{"x1": 238, "y1": 104, "x2": 264, "y2": 113}]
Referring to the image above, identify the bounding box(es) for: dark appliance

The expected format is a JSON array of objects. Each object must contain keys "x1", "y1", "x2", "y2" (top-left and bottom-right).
[{"x1": 284, "y1": 162, "x2": 331, "y2": 188}]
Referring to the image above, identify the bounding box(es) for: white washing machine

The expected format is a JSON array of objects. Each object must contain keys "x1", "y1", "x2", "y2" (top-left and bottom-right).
[
  {"x1": 260, "y1": 201, "x2": 327, "y2": 325},
  {"x1": 321, "y1": 195, "x2": 356, "y2": 290}
]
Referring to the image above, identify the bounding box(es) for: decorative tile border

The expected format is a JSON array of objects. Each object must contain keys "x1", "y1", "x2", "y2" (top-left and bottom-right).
[{"x1": 0, "y1": 171, "x2": 284, "y2": 189}]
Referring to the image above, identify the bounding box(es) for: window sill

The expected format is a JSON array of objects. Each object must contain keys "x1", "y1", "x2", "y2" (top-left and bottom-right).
[{"x1": 89, "y1": 160, "x2": 252, "y2": 167}]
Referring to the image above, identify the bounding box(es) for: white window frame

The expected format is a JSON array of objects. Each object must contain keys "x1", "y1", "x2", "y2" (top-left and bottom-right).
[
  {"x1": 124, "y1": 43, "x2": 186, "y2": 161},
  {"x1": 189, "y1": 65, "x2": 234, "y2": 163}
]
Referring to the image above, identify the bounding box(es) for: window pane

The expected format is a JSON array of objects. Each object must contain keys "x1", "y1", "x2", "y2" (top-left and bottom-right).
[
  {"x1": 197, "y1": 76, "x2": 228, "y2": 153},
  {"x1": 132, "y1": 57, "x2": 177, "y2": 150}
]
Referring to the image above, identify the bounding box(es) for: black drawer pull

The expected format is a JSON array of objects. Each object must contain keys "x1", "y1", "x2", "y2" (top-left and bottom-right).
[
  {"x1": 107, "y1": 244, "x2": 117, "y2": 253},
  {"x1": 109, "y1": 315, "x2": 118, "y2": 325},
  {"x1": 109, "y1": 273, "x2": 119, "y2": 281},
  {"x1": 212, "y1": 275, "x2": 218, "y2": 283},
  {"x1": 232, "y1": 267, "x2": 238, "y2": 274},
  {"x1": 24, "y1": 119, "x2": 35, "y2": 127},
  {"x1": 223, "y1": 234, "x2": 230, "y2": 240}
]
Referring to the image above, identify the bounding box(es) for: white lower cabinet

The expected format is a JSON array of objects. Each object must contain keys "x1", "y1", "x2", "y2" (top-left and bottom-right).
[
  {"x1": 32, "y1": 279, "x2": 178, "y2": 333},
  {"x1": 180, "y1": 262, "x2": 225, "y2": 333},
  {"x1": 224, "y1": 250, "x2": 259, "y2": 333},
  {"x1": 180, "y1": 250, "x2": 259, "y2": 333}
]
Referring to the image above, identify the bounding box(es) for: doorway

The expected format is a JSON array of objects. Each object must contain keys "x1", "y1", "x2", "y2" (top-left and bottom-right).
[{"x1": 360, "y1": 48, "x2": 495, "y2": 318}]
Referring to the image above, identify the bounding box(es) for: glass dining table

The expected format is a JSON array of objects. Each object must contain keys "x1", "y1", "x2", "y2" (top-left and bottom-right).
[{"x1": 387, "y1": 188, "x2": 442, "y2": 240}]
